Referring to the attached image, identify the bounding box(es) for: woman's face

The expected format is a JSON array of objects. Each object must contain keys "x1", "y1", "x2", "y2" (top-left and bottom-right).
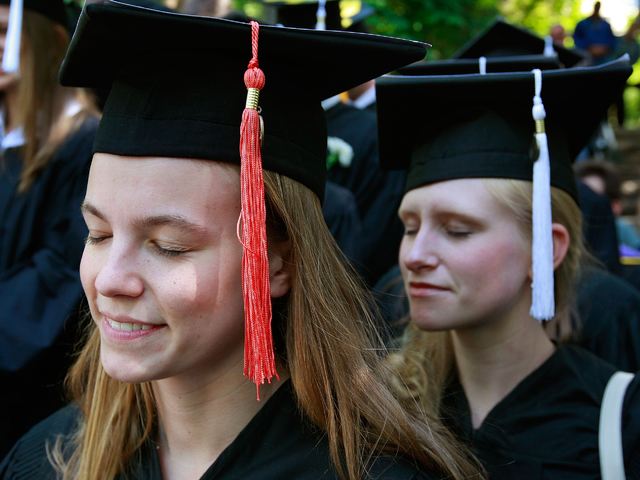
[
  {"x1": 81, "y1": 154, "x2": 251, "y2": 384},
  {"x1": 398, "y1": 178, "x2": 533, "y2": 332}
]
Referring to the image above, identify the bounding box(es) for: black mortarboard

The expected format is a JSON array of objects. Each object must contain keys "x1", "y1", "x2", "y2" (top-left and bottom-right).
[
  {"x1": 397, "y1": 54, "x2": 561, "y2": 76},
  {"x1": 262, "y1": 0, "x2": 342, "y2": 30},
  {"x1": 377, "y1": 57, "x2": 630, "y2": 321},
  {"x1": 453, "y1": 17, "x2": 585, "y2": 68},
  {"x1": 59, "y1": 0, "x2": 427, "y2": 202},
  {"x1": 377, "y1": 58, "x2": 630, "y2": 200}
]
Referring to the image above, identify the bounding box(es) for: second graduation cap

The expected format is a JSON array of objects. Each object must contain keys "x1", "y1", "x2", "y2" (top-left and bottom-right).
[
  {"x1": 397, "y1": 54, "x2": 561, "y2": 76},
  {"x1": 453, "y1": 17, "x2": 585, "y2": 68}
]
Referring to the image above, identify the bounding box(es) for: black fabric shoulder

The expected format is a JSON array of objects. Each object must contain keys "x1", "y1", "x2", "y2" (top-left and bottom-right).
[{"x1": 0, "y1": 404, "x2": 80, "y2": 480}]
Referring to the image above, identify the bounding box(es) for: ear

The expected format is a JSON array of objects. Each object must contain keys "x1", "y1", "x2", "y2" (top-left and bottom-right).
[
  {"x1": 268, "y1": 240, "x2": 292, "y2": 299},
  {"x1": 527, "y1": 223, "x2": 570, "y2": 280},
  {"x1": 551, "y1": 222, "x2": 570, "y2": 270}
]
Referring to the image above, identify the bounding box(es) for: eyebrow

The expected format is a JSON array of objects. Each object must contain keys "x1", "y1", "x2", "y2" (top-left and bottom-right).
[{"x1": 81, "y1": 201, "x2": 209, "y2": 236}]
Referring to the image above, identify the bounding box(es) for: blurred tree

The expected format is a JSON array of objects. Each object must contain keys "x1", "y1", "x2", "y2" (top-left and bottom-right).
[
  {"x1": 364, "y1": 0, "x2": 498, "y2": 59},
  {"x1": 499, "y1": 0, "x2": 582, "y2": 46},
  {"x1": 231, "y1": 0, "x2": 585, "y2": 60}
]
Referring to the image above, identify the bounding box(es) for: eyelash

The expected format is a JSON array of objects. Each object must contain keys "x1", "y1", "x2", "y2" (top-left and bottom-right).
[
  {"x1": 85, "y1": 235, "x2": 108, "y2": 245},
  {"x1": 85, "y1": 236, "x2": 186, "y2": 258},
  {"x1": 446, "y1": 229, "x2": 472, "y2": 238},
  {"x1": 152, "y1": 243, "x2": 186, "y2": 258}
]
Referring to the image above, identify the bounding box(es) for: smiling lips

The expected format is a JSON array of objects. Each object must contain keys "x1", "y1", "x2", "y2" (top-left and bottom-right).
[{"x1": 107, "y1": 317, "x2": 154, "y2": 331}]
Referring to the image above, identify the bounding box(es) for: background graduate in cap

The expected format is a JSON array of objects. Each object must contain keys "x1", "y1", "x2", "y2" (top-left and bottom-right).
[
  {"x1": 0, "y1": 0, "x2": 100, "y2": 461},
  {"x1": 378, "y1": 59, "x2": 640, "y2": 479},
  {"x1": 0, "y1": 2, "x2": 484, "y2": 479}
]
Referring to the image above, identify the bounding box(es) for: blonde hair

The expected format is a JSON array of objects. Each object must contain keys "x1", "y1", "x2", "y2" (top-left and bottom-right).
[
  {"x1": 9, "y1": 10, "x2": 99, "y2": 193},
  {"x1": 388, "y1": 179, "x2": 584, "y2": 417},
  {"x1": 50, "y1": 169, "x2": 483, "y2": 480}
]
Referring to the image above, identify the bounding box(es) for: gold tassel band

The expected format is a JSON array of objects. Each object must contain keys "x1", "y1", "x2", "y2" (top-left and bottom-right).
[
  {"x1": 535, "y1": 119, "x2": 545, "y2": 134},
  {"x1": 246, "y1": 88, "x2": 260, "y2": 110}
]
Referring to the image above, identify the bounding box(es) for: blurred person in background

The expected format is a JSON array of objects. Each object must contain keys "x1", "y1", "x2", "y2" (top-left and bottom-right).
[
  {"x1": 0, "y1": 0, "x2": 100, "y2": 461},
  {"x1": 574, "y1": 1, "x2": 617, "y2": 65}
]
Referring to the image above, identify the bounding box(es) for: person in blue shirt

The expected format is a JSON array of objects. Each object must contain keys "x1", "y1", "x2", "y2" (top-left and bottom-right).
[{"x1": 574, "y1": 1, "x2": 617, "y2": 65}]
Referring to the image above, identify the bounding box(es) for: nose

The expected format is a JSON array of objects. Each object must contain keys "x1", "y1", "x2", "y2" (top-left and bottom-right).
[
  {"x1": 401, "y1": 230, "x2": 440, "y2": 273},
  {"x1": 92, "y1": 240, "x2": 144, "y2": 299}
]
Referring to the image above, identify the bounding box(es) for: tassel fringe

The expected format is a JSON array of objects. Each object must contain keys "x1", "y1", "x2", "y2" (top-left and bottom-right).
[
  {"x1": 530, "y1": 69, "x2": 555, "y2": 321},
  {"x1": 239, "y1": 21, "x2": 278, "y2": 399}
]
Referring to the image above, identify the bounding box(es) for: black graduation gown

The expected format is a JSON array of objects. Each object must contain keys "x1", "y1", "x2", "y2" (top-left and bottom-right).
[
  {"x1": 577, "y1": 266, "x2": 640, "y2": 372},
  {"x1": 325, "y1": 102, "x2": 406, "y2": 285},
  {"x1": 322, "y1": 181, "x2": 363, "y2": 265},
  {"x1": 441, "y1": 345, "x2": 640, "y2": 480},
  {"x1": 0, "y1": 117, "x2": 99, "y2": 460},
  {"x1": 577, "y1": 181, "x2": 621, "y2": 275},
  {"x1": 0, "y1": 381, "x2": 437, "y2": 480}
]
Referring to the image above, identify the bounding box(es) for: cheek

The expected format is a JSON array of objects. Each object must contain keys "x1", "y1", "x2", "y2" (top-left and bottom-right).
[{"x1": 461, "y1": 238, "x2": 530, "y2": 294}]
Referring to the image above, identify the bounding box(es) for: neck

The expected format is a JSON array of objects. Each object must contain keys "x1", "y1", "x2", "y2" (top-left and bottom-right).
[
  {"x1": 452, "y1": 302, "x2": 555, "y2": 430},
  {"x1": 153, "y1": 362, "x2": 289, "y2": 480}
]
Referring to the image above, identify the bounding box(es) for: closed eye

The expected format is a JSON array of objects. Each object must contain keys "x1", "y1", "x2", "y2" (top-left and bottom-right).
[
  {"x1": 151, "y1": 242, "x2": 189, "y2": 258},
  {"x1": 85, "y1": 234, "x2": 109, "y2": 245}
]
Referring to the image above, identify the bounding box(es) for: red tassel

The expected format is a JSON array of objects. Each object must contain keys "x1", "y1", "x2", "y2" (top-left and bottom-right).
[{"x1": 239, "y1": 21, "x2": 278, "y2": 400}]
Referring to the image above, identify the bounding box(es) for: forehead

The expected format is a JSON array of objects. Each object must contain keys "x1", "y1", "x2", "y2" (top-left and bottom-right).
[
  {"x1": 86, "y1": 153, "x2": 241, "y2": 218},
  {"x1": 400, "y1": 178, "x2": 503, "y2": 214}
]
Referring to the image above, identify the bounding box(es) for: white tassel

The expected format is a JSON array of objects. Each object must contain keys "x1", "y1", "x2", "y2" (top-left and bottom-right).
[
  {"x1": 315, "y1": 0, "x2": 326, "y2": 30},
  {"x1": 479, "y1": 56, "x2": 487, "y2": 75},
  {"x1": 530, "y1": 69, "x2": 555, "y2": 321},
  {"x1": 3, "y1": 0, "x2": 22, "y2": 74}
]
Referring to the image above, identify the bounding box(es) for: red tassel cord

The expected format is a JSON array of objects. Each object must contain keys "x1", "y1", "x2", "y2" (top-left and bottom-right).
[{"x1": 239, "y1": 21, "x2": 278, "y2": 400}]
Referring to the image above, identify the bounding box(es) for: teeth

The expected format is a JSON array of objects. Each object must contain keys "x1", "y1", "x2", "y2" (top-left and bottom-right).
[{"x1": 107, "y1": 317, "x2": 153, "y2": 332}]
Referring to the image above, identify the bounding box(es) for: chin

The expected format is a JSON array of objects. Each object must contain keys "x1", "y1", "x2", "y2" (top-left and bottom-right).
[{"x1": 100, "y1": 348, "x2": 164, "y2": 384}]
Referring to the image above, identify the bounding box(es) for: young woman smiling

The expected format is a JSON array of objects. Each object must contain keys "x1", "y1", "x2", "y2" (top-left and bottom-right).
[
  {"x1": 0, "y1": 2, "x2": 483, "y2": 480},
  {"x1": 377, "y1": 60, "x2": 640, "y2": 479}
]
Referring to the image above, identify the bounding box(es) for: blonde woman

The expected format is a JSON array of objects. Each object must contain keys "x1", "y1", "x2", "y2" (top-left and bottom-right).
[
  {"x1": 0, "y1": 0, "x2": 99, "y2": 459},
  {"x1": 377, "y1": 61, "x2": 640, "y2": 478},
  {"x1": 0, "y1": 3, "x2": 483, "y2": 480}
]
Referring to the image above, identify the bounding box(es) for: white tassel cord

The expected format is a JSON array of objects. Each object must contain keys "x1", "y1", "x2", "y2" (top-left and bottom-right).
[
  {"x1": 3, "y1": 0, "x2": 22, "y2": 74},
  {"x1": 479, "y1": 56, "x2": 487, "y2": 75},
  {"x1": 530, "y1": 68, "x2": 555, "y2": 321}
]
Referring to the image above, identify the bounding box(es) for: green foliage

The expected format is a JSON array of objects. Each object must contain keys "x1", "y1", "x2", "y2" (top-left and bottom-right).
[
  {"x1": 499, "y1": 0, "x2": 583, "y2": 38},
  {"x1": 363, "y1": 0, "x2": 499, "y2": 59}
]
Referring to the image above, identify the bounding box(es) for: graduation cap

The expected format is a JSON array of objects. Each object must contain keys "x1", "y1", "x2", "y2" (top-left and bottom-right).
[
  {"x1": 397, "y1": 54, "x2": 561, "y2": 76},
  {"x1": 60, "y1": 0, "x2": 427, "y2": 394},
  {"x1": 453, "y1": 17, "x2": 585, "y2": 68},
  {"x1": 377, "y1": 57, "x2": 631, "y2": 321}
]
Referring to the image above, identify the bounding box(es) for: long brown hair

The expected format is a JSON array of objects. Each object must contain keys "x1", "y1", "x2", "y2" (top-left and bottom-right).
[
  {"x1": 387, "y1": 179, "x2": 584, "y2": 417},
  {"x1": 9, "y1": 10, "x2": 99, "y2": 193},
  {"x1": 50, "y1": 168, "x2": 484, "y2": 480}
]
